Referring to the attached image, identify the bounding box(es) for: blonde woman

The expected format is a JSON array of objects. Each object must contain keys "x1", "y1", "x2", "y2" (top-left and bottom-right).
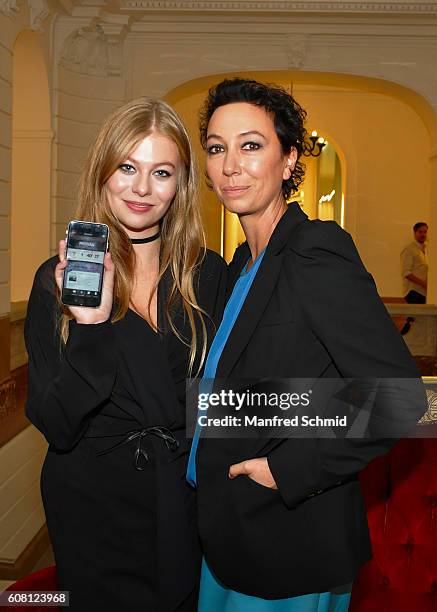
[{"x1": 25, "y1": 98, "x2": 226, "y2": 611}]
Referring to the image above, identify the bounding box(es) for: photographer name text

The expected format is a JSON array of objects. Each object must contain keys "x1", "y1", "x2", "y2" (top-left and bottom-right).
[{"x1": 197, "y1": 415, "x2": 348, "y2": 428}]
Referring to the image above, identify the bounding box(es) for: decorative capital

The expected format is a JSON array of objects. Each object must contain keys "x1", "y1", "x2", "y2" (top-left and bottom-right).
[
  {"x1": 28, "y1": 0, "x2": 49, "y2": 31},
  {"x1": 60, "y1": 24, "x2": 123, "y2": 76},
  {"x1": 285, "y1": 34, "x2": 308, "y2": 70},
  {"x1": 0, "y1": 0, "x2": 19, "y2": 16},
  {"x1": 419, "y1": 388, "x2": 437, "y2": 425},
  {"x1": 120, "y1": 1, "x2": 437, "y2": 14}
]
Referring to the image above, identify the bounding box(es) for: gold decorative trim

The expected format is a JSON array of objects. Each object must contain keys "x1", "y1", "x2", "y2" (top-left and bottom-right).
[
  {"x1": 120, "y1": 1, "x2": 437, "y2": 13},
  {"x1": 418, "y1": 388, "x2": 437, "y2": 424}
]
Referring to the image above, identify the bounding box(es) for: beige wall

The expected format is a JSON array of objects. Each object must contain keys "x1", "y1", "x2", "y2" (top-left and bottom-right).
[
  {"x1": 53, "y1": 67, "x2": 125, "y2": 251},
  {"x1": 168, "y1": 90, "x2": 224, "y2": 254},
  {"x1": 300, "y1": 155, "x2": 318, "y2": 221},
  {"x1": 430, "y1": 152, "x2": 437, "y2": 304},
  {"x1": 11, "y1": 30, "x2": 52, "y2": 302},
  {"x1": 0, "y1": 16, "x2": 13, "y2": 318},
  {"x1": 294, "y1": 84, "x2": 431, "y2": 298}
]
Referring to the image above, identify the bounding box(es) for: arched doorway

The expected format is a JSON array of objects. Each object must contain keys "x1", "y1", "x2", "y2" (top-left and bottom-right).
[
  {"x1": 165, "y1": 71, "x2": 432, "y2": 301},
  {"x1": 164, "y1": 71, "x2": 352, "y2": 262}
]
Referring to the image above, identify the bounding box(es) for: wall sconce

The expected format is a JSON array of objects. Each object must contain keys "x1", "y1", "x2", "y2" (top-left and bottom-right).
[
  {"x1": 319, "y1": 189, "x2": 336, "y2": 205},
  {"x1": 304, "y1": 131, "x2": 327, "y2": 157}
]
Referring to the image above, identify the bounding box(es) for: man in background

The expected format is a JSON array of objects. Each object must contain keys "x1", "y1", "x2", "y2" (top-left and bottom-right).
[{"x1": 401, "y1": 222, "x2": 428, "y2": 303}]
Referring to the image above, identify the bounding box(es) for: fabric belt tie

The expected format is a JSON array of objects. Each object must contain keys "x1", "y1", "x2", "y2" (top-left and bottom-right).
[{"x1": 96, "y1": 426, "x2": 179, "y2": 471}]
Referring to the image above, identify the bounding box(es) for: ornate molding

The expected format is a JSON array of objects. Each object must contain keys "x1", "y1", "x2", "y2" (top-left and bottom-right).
[
  {"x1": 419, "y1": 387, "x2": 437, "y2": 425},
  {"x1": 285, "y1": 34, "x2": 308, "y2": 70},
  {"x1": 0, "y1": 0, "x2": 49, "y2": 28},
  {"x1": 120, "y1": 1, "x2": 437, "y2": 14},
  {"x1": 0, "y1": 0, "x2": 19, "y2": 16},
  {"x1": 28, "y1": 0, "x2": 49, "y2": 30},
  {"x1": 60, "y1": 24, "x2": 123, "y2": 76}
]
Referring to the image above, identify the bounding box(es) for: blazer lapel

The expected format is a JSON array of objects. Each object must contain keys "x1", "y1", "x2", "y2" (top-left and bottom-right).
[
  {"x1": 217, "y1": 203, "x2": 308, "y2": 378},
  {"x1": 226, "y1": 242, "x2": 250, "y2": 300},
  {"x1": 218, "y1": 250, "x2": 284, "y2": 378}
]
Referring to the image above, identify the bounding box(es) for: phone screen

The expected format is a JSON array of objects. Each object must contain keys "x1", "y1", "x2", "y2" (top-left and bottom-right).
[{"x1": 61, "y1": 221, "x2": 109, "y2": 307}]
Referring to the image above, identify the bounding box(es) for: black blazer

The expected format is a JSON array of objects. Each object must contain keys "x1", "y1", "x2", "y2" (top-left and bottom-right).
[{"x1": 196, "y1": 203, "x2": 426, "y2": 599}]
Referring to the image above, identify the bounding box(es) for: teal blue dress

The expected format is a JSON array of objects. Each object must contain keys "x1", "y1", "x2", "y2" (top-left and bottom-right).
[{"x1": 187, "y1": 250, "x2": 352, "y2": 612}]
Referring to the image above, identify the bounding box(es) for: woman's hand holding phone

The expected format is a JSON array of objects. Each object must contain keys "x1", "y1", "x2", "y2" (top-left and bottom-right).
[{"x1": 55, "y1": 239, "x2": 115, "y2": 324}]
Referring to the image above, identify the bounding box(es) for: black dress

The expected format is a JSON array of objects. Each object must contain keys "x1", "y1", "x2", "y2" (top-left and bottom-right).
[{"x1": 24, "y1": 250, "x2": 227, "y2": 612}]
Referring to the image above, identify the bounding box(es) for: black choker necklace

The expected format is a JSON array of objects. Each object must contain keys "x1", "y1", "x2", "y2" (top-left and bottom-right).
[{"x1": 130, "y1": 231, "x2": 160, "y2": 245}]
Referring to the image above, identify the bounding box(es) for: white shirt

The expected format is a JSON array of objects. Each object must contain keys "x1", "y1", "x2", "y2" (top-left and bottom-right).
[{"x1": 400, "y1": 240, "x2": 428, "y2": 297}]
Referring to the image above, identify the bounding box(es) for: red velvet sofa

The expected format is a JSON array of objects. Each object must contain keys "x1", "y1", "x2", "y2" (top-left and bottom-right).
[
  {"x1": 350, "y1": 427, "x2": 437, "y2": 611},
  {"x1": 5, "y1": 429, "x2": 437, "y2": 611}
]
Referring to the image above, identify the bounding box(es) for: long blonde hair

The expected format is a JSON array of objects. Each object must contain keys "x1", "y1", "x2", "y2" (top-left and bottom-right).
[{"x1": 60, "y1": 98, "x2": 207, "y2": 374}]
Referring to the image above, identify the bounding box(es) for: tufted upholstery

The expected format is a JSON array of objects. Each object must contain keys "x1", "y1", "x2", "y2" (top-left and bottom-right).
[
  {"x1": 4, "y1": 428, "x2": 437, "y2": 610},
  {"x1": 350, "y1": 425, "x2": 437, "y2": 611}
]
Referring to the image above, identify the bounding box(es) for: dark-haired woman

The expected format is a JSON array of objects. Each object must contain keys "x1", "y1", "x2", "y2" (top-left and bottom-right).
[{"x1": 187, "y1": 78, "x2": 426, "y2": 611}]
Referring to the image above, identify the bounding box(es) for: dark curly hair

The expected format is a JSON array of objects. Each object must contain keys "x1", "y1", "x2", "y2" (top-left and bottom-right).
[
  {"x1": 413, "y1": 222, "x2": 428, "y2": 233},
  {"x1": 199, "y1": 78, "x2": 307, "y2": 198}
]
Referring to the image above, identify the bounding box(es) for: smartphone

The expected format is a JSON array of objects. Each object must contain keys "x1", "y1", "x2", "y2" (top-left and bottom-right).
[{"x1": 61, "y1": 221, "x2": 109, "y2": 308}]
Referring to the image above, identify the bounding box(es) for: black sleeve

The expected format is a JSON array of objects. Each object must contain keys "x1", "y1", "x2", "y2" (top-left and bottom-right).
[
  {"x1": 24, "y1": 258, "x2": 118, "y2": 451},
  {"x1": 199, "y1": 249, "x2": 228, "y2": 330},
  {"x1": 267, "y1": 221, "x2": 427, "y2": 509}
]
